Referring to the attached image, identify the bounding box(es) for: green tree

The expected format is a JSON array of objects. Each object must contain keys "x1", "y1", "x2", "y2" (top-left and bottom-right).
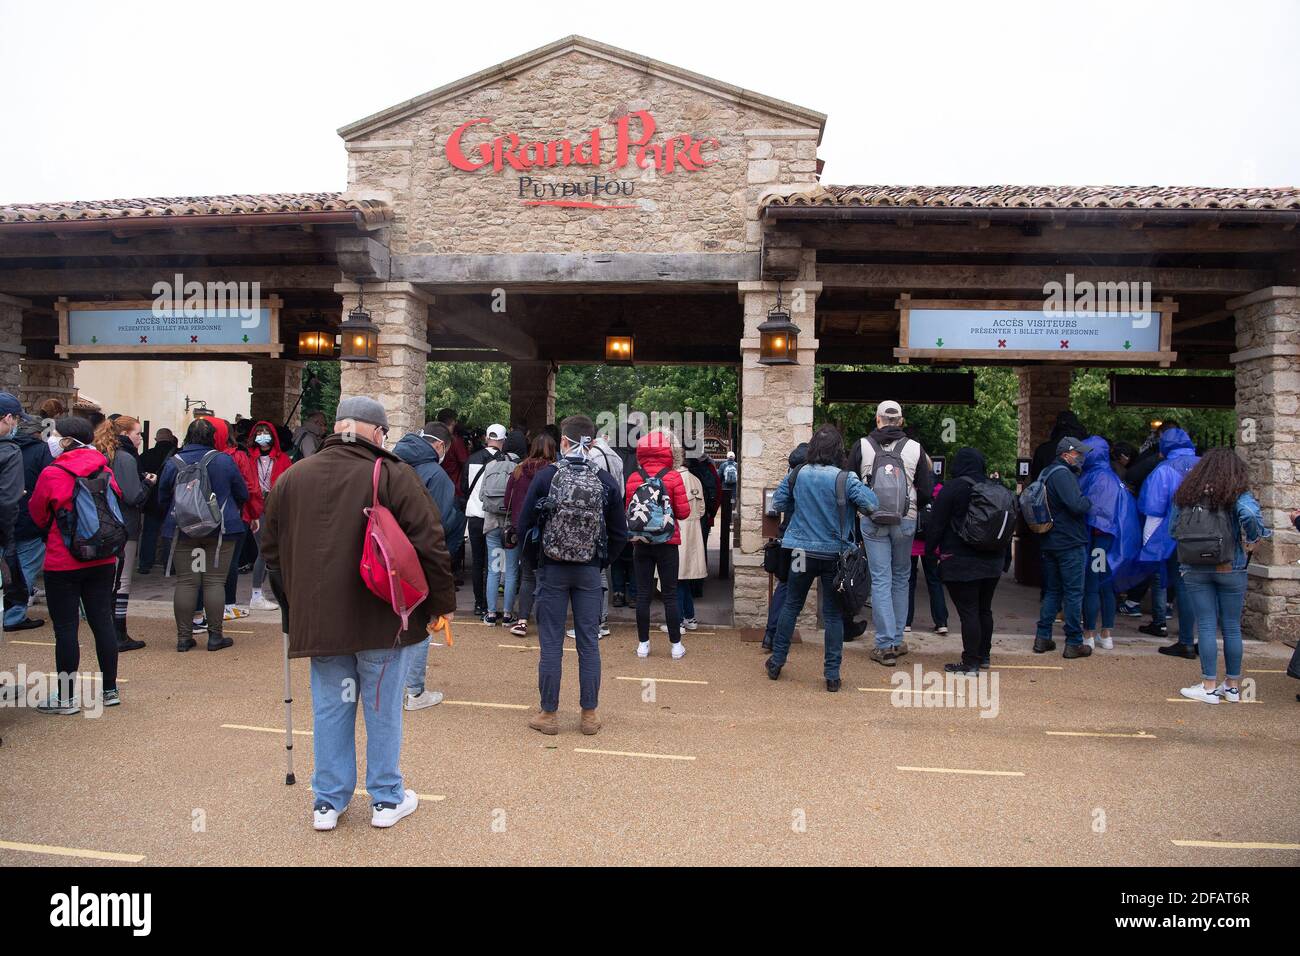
[
  {"x1": 424, "y1": 362, "x2": 511, "y2": 427},
  {"x1": 301, "y1": 361, "x2": 341, "y2": 420},
  {"x1": 1068, "y1": 368, "x2": 1235, "y2": 450}
]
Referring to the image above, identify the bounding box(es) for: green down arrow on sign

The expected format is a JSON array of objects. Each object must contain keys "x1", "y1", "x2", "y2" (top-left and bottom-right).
[
  {"x1": 1123, "y1": 340, "x2": 1132, "y2": 349},
  {"x1": 936, "y1": 337, "x2": 945, "y2": 347}
]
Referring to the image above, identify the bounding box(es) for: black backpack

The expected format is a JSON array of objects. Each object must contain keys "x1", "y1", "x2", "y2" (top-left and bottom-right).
[
  {"x1": 957, "y1": 476, "x2": 1018, "y2": 551},
  {"x1": 1172, "y1": 502, "x2": 1236, "y2": 565},
  {"x1": 52, "y1": 464, "x2": 128, "y2": 563},
  {"x1": 830, "y1": 470, "x2": 872, "y2": 617}
]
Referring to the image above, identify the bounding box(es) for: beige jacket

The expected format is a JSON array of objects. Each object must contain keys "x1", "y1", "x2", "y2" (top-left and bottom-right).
[{"x1": 674, "y1": 444, "x2": 707, "y2": 581}]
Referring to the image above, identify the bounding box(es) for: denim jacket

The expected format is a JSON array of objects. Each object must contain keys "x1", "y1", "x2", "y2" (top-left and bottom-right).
[
  {"x1": 773, "y1": 464, "x2": 878, "y2": 559},
  {"x1": 1170, "y1": 491, "x2": 1271, "y2": 572}
]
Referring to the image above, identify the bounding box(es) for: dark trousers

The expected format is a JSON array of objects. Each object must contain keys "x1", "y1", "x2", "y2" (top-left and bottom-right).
[
  {"x1": 46, "y1": 563, "x2": 119, "y2": 694},
  {"x1": 3, "y1": 544, "x2": 28, "y2": 611},
  {"x1": 137, "y1": 510, "x2": 162, "y2": 571},
  {"x1": 907, "y1": 554, "x2": 948, "y2": 628},
  {"x1": 182, "y1": 535, "x2": 238, "y2": 634},
  {"x1": 1038, "y1": 545, "x2": 1087, "y2": 645},
  {"x1": 515, "y1": 551, "x2": 539, "y2": 621},
  {"x1": 764, "y1": 579, "x2": 788, "y2": 646},
  {"x1": 535, "y1": 563, "x2": 602, "y2": 712},
  {"x1": 769, "y1": 556, "x2": 845, "y2": 680},
  {"x1": 946, "y1": 576, "x2": 999, "y2": 666},
  {"x1": 633, "y1": 542, "x2": 680, "y2": 643},
  {"x1": 468, "y1": 516, "x2": 487, "y2": 608}
]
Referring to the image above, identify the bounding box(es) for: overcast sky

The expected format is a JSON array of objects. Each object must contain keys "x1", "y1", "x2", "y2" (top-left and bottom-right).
[{"x1": 1, "y1": 0, "x2": 1296, "y2": 204}]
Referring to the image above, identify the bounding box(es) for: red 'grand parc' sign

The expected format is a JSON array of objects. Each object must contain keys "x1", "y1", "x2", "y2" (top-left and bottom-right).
[{"x1": 445, "y1": 110, "x2": 719, "y2": 175}]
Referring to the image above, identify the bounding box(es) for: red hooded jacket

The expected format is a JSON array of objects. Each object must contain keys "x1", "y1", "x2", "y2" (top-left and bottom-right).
[
  {"x1": 203, "y1": 417, "x2": 264, "y2": 524},
  {"x1": 624, "y1": 431, "x2": 691, "y2": 546},
  {"x1": 249, "y1": 419, "x2": 293, "y2": 498},
  {"x1": 28, "y1": 445, "x2": 123, "y2": 572}
]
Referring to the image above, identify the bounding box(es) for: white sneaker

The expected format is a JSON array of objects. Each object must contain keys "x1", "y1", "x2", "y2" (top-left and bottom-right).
[
  {"x1": 903, "y1": 625, "x2": 912, "y2": 633},
  {"x1": 671, "y1": 641, "x2": 686, "y2": 660},
  {"x1": 313, "y1": 801, "x2": 343, "y2": 831},
  {"x1": 935, "y1": 625, "x2": 948, "y2": 635},
  {"x1": 223, "y1": 605, "x2": 250, "y2": 621},
  {"x1": 636, "y1": 640, "x2": 650, "y2": 658},
  {"x1": 371, "y1": 788, "x2": 419, "y2": 828},
  {"x1": 1215, "y1": 683, "x2": 1241, "y2": 703},
  {"x1": 1097, "y1": 635, "x2": 1114, "y2": 650},
  {"x1": 249, "y1": 594, "x2": 280, "y2": 611},
  {"x1": 566, "y1": 628, "x2": 576, "y2": 638},
  {"x1": 682, "y1": 618, "x2": 698, "y2": 631},
  {"x1": 1083, "y1": 636, "x2": 1096, "y2": 650},
  {"x1": 1179, "y1": 683, "x2": 1220, "y2": 704},
  {"x1": 404, "y1": 689, "x2": 444, "y2": 711},
  {"x1": 509, "y1": 619, "x2": 528, "y2": 636},
  {"x1": 599, "y1": 620, "x2": 611, "y2": 637}
]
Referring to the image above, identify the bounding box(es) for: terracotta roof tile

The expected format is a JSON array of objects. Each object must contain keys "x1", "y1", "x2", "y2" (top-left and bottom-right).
[
  {"x1": 0, "y1": 192, "x2": 391, "y2": 226},
  {"x1": 765, "y1": 184, "x2": 1300, "y2": 211}
]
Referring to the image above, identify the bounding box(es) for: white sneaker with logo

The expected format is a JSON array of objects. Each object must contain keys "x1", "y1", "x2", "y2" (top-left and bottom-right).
[
  {"x1": 1215, "y1": 683, "x2": 1241, "y2": 703},
  {"x1": 313, "y1": 802, "x2": 343, "y2": 831},
  {"x1": 1179, "y1": 683, "x2": 1220, "y2": 704},
  {"x1": 371, "y1": 789, "x2": 419, "y2": 828},
  {"x1": 636, "y1": 640, "x2": 650, "y2": 659},
  {"x1": 404, "y1": 689, "x2": 444, "y2": 711},
  {"x1": 671, "y1": 641, "x2": 686, "y2": 660},
  {"x1": 249, "y1": 593, "x2": 280, "y2": 611}
]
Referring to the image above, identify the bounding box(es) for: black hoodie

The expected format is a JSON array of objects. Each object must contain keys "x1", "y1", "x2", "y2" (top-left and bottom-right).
[
  {"x1": 925, "y1": 447, "x2": 1011, "y2": 582},
  {"x1": 1030, "y1": 411, "x2": 1086, "y2": 481}
]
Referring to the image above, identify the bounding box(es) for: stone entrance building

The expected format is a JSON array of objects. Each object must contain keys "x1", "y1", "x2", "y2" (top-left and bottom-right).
[{"x1": 1, "y1": 36, "x2": 1297, "y2": 638}]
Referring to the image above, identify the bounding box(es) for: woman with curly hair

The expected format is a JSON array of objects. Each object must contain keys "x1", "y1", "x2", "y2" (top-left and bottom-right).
[
  {"x1": 1169, "y1": 448, "x2": 1271, "y2": 704},
  {"x1": 93, "y1": 415, "x2": 152, "y2": 652}
]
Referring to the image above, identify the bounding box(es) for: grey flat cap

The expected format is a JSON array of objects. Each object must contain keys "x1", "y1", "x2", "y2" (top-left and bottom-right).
[{"x1": 335, "y1": 395, "x2": 388, "y2": 428}]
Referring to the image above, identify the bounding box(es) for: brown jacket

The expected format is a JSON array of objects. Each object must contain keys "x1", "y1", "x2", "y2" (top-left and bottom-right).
[{"x1": 261, "y1": 432, "x2": 456, "y2": 658}]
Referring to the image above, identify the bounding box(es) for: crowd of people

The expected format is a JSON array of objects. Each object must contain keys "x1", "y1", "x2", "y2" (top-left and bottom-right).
[{"x1": 1, "y1": 387, "x2": 1297, "y2": 831}]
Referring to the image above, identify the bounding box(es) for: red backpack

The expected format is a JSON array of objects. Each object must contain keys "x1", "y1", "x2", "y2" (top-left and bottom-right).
[{"x1": 359, "y1": 458, "x2": 429, "y2": 639}]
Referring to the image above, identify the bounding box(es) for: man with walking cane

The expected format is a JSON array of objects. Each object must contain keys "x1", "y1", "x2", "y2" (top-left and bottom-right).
[{"x1": 261, "y1": 396, "x2": 457, "y2": 832}]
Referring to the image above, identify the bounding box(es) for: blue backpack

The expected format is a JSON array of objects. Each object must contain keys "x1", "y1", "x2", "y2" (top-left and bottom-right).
[
  {"x1": 1018, "y1": 463, "x2": 1065, "y2": 534},
  {"x1": 626, "y1": 466, "x2": 675, "y2": 544},
  {"x1": 53, "y1": 464, "x2": 128, "y2": 562}
]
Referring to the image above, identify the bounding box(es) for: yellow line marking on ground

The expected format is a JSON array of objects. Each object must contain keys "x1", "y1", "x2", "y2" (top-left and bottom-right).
[
  {"x1": 992, "y1": 664, "x2": 1063, "y2": 670},
  {"x1": 223, "y1": 629, "x2": 254, "y2": 634},
  {"x1": 1165, "y1": 698, "x2": 1260, "y2": 704},
  {"x1": 897, "y1": 765, "x2": 1024, "y2": 777},
  {"x1": 0, "y1": 838, "x2": 144, "y2": 863},
  {"x1": 441, "y1": 699, "x2": 530, "y2": 710},
  {"x1": 497, "y1": 643, "x2": 575, "y2": 652},
  {"x1": 1172, "y1": 839, "x2": 1300, "y2": 850},
  {"x1": 614, "y1": 676, "x2": 709, "y2": 685},
  {"x1": 858, "y1": 687, "x2": 955, "y2": 696},
  {"x1": 1248, "y1": 669, "x2": 1285, "y2": 674},
  {"x1": 574, "y1": 747, "x2": 696, "y2": 762},
  {"x1": 221, "y1": 723, "x2": 313, "y2": 736},
  {"x1": 1046, "y1": 730, "x2": 1156, "y2": 739},
  {"x1": 7, "y1": 640, "x2": 55, "y2": 646}
]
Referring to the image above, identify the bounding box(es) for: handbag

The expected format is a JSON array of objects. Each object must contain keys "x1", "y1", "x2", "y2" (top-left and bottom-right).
[
  {"x1": 830, "y1": 470, "x2": 871, "y2": 617},
  {"x1": 762, "y1": 464, "x2": 804, "y2": 583}
]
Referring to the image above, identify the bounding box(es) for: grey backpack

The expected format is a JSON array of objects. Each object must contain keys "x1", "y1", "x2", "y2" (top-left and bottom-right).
[
  {"x1": 479, "y1": 452, "x2": 518, "y2": 516},
  {"x1": 165, "y1": 450, "x2": 225, "y2": 575},
  {"x1": 541, "y1": 459, "x2": 607, "y2": 564},
  {"x1": 863, "y1": 436, "x2": 914, "y2": 526}
]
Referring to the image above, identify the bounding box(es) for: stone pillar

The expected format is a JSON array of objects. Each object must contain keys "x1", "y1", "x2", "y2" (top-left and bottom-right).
[
  {"x1": 19, "y1": 358, "x2": 78, "y2": 413},
  {"x1": 0, "y1": 293, "x2": 29, "y2": 396},
  {"x1": 1015, "y1": 365, "x2": 1073, "y2": 457},
  {"x1": 733, "y1": 266, "x2": 821, "y2": 628},
  {"x1": 335, "y1": 282, "x2": 430, "y2": 439},
  {"x1": 1228, "y1": 286, "x2": 1300, "y2": 642},
  {"x1": 249, "y1": 358, "x2": 308, "y2": 427},
  {"x1": 510, "y1": 361, "x2": 556, "y2": 435}
]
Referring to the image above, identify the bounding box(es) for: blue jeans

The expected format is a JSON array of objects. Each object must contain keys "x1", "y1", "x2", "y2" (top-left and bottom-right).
[
  {"x1": 1183, "y1": 568, "x2": 1246, "y2": 682},
  {"x1": 405, "y1": 636, "x2": 431, "y2": 696},
  {"x1": 764, "y1": 579, "x2": 788, "y2": 646},
  {"x1": 907, "y1": 553, "x2": 948, "y2": 628},
  {"x1": 484, "y1": 528, "x2": 519, "y2": 617},
  {"x1": 862, "y1": 517, "x2": 915, "y2": 649},
  {"x1": 1083, "y1": 532, "x2": 1116, "y2": 631},
  {"x1": 535, "y1": 562, "x2": 602, "y2": 712},
  {"x1": 309, "y1": 642, "x2": 415, "y2": 810},
  {"x1": 677, "y1": 582, "x2": 696, "y2": 620},
  {"x1": 1154, "y1": 554, "x2": 1194, "y2": 645},
  {"x1": 768, "y1": 556, "x2": 845, "y2": 680},
  {"x1": 1038, "y1": 546, "x2": 1086, "y2": 645},
  {"x1": 3, "y1": 538, "x2": 45, "y2": 627}
]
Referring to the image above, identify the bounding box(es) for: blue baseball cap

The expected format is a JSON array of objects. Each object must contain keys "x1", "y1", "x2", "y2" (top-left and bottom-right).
[{"x1": 0, "y1": 392, "x2": 23, "y2": 418}]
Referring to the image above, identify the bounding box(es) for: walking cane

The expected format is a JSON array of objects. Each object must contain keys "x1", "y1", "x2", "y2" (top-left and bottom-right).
[{"x1": 268, "y1": 569, "x2": 294, "y2": 785}]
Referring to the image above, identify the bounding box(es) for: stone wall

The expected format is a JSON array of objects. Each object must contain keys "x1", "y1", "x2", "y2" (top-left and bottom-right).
[
  {"x1": 1015, "y1": 365, "x2": 1073, "y2": 457},
  {"x1": 509, "y1": 362, "x2": 555, "y2": 435},
  {"x1": 19, "y1": 358, "x2": 77, "y2": 413},
  {"x1": 0, "y1": 293, "x2": 29, "y2": 396},
  {"x1": 335, "y1": 282, "x2": 431, "y2": 440},
  {"x1": 249, "y1": 358, "x2": 306, "y2": 428},
  {"x1": 345, "y1": 50, "x2": 817, "y2": 256},
  {"x1": 1229, "y1": 287, "x2": 1300, "y2": 641}
]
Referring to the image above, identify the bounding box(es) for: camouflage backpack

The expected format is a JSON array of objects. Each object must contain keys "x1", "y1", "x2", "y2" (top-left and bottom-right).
[{"x1": 541, "y1": 458, "x2": 607, "y2": 564}]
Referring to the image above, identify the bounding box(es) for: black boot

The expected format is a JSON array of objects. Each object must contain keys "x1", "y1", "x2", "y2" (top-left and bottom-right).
[
  {"x1": 207, "y1": 630, "x2": 234, "y2": 651},
  {"x1": 177, "y1": 630, "x2": 197, "y2": 652},
  {"x1": 115, "y1": 617, "x2": 145, "y2": 652}
]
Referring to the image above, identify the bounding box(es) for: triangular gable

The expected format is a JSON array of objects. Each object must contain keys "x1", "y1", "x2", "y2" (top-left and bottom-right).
[{"x1": 338, "y1": 35, "x2": 825, "y2": 142}]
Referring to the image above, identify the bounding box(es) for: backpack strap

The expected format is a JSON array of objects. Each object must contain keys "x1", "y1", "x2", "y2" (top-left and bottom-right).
[
  {"x1": 835, "y1": 468, "x2": 850, "y2": 541},
  {"x1": 653, "y1": 467, "x2": 672, "y2": 483},
  {"x1": 371, "y1": 458, "x2": 384, "y2": 510}
]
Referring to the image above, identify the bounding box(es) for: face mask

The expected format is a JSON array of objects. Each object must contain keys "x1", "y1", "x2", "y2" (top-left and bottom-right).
[
  {"x1": 255, "y1": 434, "x2": 272, "y2": 447},
  {"x1": 48, "y1": 436, "x2": 66, "y2": 458}
]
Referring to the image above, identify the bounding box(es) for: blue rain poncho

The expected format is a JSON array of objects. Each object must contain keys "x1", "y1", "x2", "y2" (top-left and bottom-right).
[
  {"x1": 1078, "y1": 436, "x2": 1142, "y2": 587},
  {"x1": 1136, "y1": 427, "x2": 1199, "y2": 563}
]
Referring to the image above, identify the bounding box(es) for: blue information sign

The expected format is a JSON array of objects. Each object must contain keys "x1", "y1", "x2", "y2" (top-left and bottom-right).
[
  {"x1": 68, "y1": 308, "x2": 273, "y2": 347},
  {"x1": 906, "y1": 309, "x2": 1161, "y2": 354}
]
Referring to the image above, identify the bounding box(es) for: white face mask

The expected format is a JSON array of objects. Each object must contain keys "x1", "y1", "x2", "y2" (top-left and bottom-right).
[
  {"x1": 255, "y1": 433, "x2": 272, "y2": 447},
  {"x1": 48, "y1": 435, "x2": 68, "y2": 458}
]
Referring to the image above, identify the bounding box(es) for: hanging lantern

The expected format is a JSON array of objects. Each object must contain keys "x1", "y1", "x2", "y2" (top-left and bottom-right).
[
  {"x1": 339, "y1": 292, "x2": 379, "y2": 363},
  {"x1": 296, "y1": 312, "x2": 334, "y2": 358},
  {"x1": 605, "y1": 321, "x2": 635, "y2": 366},
  {"x1": 758, "y1": 284, "x2": 800, "y2": 365}
]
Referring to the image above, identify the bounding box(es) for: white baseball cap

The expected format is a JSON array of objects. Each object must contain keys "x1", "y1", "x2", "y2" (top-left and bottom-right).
[
  {"x1": 877, "y1": 400, "x2": 903, "y2": 417},
  {"x1": 485, "y1": 423, "x2": 507, "y2": 440}
]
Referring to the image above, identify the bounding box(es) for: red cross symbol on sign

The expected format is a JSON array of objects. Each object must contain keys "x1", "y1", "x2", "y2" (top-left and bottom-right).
[
  {"x1": 139, "y1": 335, "x2": 148, "y2": 343},
  {"x1": 191, "y1": 335, "x2": 199, "y2": 343},
  {"x1": 1059, "y1": 340, "x2": 1070, "y2": 349},
  {"x1": 997, "y1": 339, "x2": 1007, "y2": 348}
]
